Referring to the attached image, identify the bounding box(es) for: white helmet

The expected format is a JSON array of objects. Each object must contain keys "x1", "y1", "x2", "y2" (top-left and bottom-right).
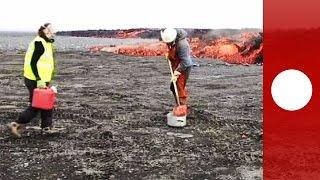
[{"x1": 161, "y1": 28, "x2": 177, "y2": 43}]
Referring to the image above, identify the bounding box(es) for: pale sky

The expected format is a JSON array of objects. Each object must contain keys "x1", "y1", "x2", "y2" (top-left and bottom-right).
[{"x1": 0, "y1": 0, "x2": 262, "y2": 31}]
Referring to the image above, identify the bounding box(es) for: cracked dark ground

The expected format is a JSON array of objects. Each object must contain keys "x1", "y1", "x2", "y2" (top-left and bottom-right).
[{"x1": 0, "y1": 51, "x2": 262, "y2": 179}]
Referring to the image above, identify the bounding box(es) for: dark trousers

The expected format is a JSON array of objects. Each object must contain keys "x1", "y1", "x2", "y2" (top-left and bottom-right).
[{"x1": 17, "y1": 78, "x2": 53, "y2": 128}]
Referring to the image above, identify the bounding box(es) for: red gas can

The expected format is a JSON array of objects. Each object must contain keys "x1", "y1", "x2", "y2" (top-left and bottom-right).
[{"x1": 32, "y1": 88, "x2": 57, "y2": 110}]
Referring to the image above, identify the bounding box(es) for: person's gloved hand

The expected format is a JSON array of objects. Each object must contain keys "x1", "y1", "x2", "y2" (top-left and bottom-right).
[
  {"x1": 37, "y1": 80, "x2": 46, "y2": 88},
  {"x1": 173, "y1": 70, "x2": 181, "y2": 76},
  {"x1": 171, "y1": 70, "x2": 181, "y2": 82},
  {"x1": 171, "y1": 75, "x2": 178, "y2": 82},
  {"x1": 165, "y1": 53, "x2": 169, "y2": 59}
]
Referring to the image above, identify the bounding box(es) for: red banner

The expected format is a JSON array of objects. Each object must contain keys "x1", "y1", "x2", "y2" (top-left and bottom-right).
[{"x1": 264, "y1": 0, "x2": 320, "y2": 179}]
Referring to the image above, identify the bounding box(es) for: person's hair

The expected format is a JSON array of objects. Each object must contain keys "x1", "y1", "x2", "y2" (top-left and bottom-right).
[{"x1": 38, "y1": 23, "x2": 51, "y2": 37}]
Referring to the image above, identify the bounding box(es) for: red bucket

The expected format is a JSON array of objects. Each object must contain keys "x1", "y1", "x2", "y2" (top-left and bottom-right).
[{"x1": 32, "y1": 88, "x2": 56, "y2": 110}]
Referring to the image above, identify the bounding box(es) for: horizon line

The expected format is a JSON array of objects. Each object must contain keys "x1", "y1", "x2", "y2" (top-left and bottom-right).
[{"x1": 0, "y1": 27, "x2": 263, "y2": 33}]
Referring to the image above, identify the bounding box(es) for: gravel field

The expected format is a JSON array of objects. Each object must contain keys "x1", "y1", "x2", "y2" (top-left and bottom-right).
[{"x1": 0, "y1": 33, "x2": 262, "y2": 179}]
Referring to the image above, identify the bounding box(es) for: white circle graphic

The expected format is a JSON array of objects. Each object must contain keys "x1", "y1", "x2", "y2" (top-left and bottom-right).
[{"x1": 271, "y1": 69, "x2": 312, "y2": 111}]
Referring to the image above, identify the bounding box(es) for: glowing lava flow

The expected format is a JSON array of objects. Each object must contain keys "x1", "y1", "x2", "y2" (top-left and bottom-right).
[{"x1": 89, "y1": 32, "x2": 263, "y2": 64}]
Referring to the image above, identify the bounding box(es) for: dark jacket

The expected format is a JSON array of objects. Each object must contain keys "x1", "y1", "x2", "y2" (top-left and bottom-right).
[{"x1": 174, "y1": 29, "x2": 196, "y2": 72}]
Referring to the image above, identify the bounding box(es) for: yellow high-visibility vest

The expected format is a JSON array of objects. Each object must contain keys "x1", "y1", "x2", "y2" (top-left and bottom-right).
[{"x1": 24, "y1": 36, "x2": 54, "y2": 82}]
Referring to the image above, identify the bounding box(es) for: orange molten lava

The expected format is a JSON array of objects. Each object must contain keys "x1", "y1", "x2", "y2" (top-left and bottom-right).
[
  {"x1": 117, "y1": 30, "x2": 146, "y2": 39},
  {"x1": 90, "y1": 32, "x2": 263, "y2": 64}
]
